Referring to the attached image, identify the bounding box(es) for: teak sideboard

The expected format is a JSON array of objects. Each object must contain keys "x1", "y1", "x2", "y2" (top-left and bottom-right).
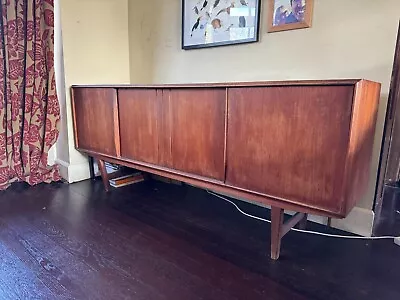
[{"x1": 71, "y1": 80, "x2": 381, "y2": 259}]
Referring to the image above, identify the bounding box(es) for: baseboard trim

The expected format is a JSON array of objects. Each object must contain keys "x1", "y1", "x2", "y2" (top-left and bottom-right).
[
  {"x1": 55, "y1": 159, "x2": 90, "y2": 183},
  {"x1": 56, "y1": 159, "x2": 69, "y2": 181},
  {"x1": 331, "y1": 207, "x2": 374, "y2": 237},
  {"x1": 285, "y1": 207, "x2": 374, "y2": 236},
  {"x1": 202, "y1": 189, "x2": 374, "y2": 236}
]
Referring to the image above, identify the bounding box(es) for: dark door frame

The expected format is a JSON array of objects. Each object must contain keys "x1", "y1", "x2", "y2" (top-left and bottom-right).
[{"x1": 374, "y1": 21, "x2": 400, "y2": 219}]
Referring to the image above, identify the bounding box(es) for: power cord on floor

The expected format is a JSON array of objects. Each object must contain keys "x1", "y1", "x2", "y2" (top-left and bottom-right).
[{"x1": 207, "y1": 190, "x2": 400, "y2": 241}]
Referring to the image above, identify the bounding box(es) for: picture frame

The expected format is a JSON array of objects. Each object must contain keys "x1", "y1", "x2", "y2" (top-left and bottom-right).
[
  {"x1": 182, "y1": 0, "x2": 261, "y2": 50},
  {"x1": 267, "y1": 0, "x2": 314, "y2": 33}
]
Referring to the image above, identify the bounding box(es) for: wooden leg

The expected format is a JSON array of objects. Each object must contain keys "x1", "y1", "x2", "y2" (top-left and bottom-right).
[
  {"x1": 97, "y1": 159, "x2": 110, "y2": 192},
  {"x1": 88, "y1": 156, "x2": 95, "y2": 180},
  {"x1": 327, "y1": 217, "x2": 332, "y2": 228},
  {"x1": 271, "y1": 206, "x2": 284, "y2": 260},
  {"x1": 298, "y1": 213, "x2": 308, "y2": 230},
  {"x1": 271, "y1": 208, "x2": 308, "y2": 260}
]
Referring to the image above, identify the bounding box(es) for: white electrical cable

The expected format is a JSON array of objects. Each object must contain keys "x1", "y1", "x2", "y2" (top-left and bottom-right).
[{"x1": 207, "y1": 190, "x2": 399, "y2": 240}]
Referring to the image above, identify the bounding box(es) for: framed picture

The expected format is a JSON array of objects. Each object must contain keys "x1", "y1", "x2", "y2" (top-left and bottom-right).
[
  {"x1": 182, "y1": 0, "x2": 261, "y2": 50},
  {"x1": 267, "y1": 0, "x2": 314, "y2": 33}
]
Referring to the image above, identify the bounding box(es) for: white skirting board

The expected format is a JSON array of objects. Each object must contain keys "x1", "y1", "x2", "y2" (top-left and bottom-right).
[
  {"x1": 56, "y1": 159, "x2": 92, "y2": 183},
  {"x1": 395, "y1": 237, "x2": 400, "y2": 246},
  {"x1": 275, "y1": 206, "x2": 374, "y2": 237},
  {"x1": 331, "y1": 207, "x2": 375, "y2": 237},
  {"x1": 206, "y1": 190, "x2": 375, "y2": 237}
]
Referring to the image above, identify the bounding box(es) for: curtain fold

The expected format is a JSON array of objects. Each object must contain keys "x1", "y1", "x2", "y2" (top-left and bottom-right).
[{"x1": 0, "y1": 0, "x2": 60, "y2": 190}]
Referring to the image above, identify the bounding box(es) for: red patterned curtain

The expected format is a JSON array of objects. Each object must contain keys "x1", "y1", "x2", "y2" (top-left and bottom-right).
[{"x1": 0, "y1": 0, "x2": 60, "y2": 189}]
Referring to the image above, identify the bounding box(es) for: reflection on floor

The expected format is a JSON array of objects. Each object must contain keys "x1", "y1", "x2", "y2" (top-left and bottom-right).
[{"x1": 374, "y1": 185, "x2": 400, "y2": 237}]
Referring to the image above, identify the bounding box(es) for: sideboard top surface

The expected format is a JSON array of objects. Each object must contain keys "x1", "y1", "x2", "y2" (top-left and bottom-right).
[{"x1": 71, "y1": 79, "x2": 374, "y2": 89}]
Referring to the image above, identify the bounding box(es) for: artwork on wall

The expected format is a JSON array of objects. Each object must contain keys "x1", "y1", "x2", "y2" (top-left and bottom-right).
[
  {"x1": 182, "y1": 0, "x2": 261, "y2": 50},
  {"x1": 267, "y1": 0, "x2": 314, "y2": 33}
]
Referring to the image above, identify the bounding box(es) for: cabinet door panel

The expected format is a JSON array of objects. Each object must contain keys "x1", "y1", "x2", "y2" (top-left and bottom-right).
[
  {"x1": 73, "y1": 88, "x2": 117, "y2": 156},
  {"x1": 119, "y1": 89, "x2": 159, "y2": 165},
  {"x1": 168, "y1": 89, "x2": 226, "y2": 181},
  {"x1": 226, "y1": 86, "x2": 354, "y2": 212}
]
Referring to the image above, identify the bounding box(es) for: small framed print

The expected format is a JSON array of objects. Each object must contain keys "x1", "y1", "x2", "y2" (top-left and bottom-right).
[
  {"x1": 182, "y1": 0, "x2": 261, "y2": 50},
  {"x1": 268, "y1": 0, "x2": 314, "y2": 33}
]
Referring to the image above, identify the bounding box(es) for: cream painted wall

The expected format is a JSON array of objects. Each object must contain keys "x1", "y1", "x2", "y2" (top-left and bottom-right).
[
  {"x1": 150, "y1": 0, "x2": 397, "y2": 88},
  {"x1": 58, "y1": 0, "x2": 130, "y2": 182},
  {"x1": 129, "y1": 0, "x2": 400, "y2": 214},
  {"x1": 128, "y1": 0, "x2": 154, "y2": 83}
]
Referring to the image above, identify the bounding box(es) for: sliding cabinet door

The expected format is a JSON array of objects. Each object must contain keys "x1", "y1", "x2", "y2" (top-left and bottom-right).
[
  {"x1": 118, "y1": 89, "x2": 160, "y2": 165},
  {"x1": 226, "y1": 86, "x2": 354, "y2": 212},
  {"x1": 166, "y1": 88, "x2": 226, "y2": 181}
]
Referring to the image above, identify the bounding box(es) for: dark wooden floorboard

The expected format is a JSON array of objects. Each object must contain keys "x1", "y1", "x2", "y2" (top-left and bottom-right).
[
  {"x1": 109, "y1": 183, "x2": 400, "y2": 300},
  {"x1": 374, "y1": 185, "x2": 400, "y2": 237},
  {"x1": 0, "y1": 217, "x2": 86, "y2": 299},
  {"x1": 49, "y1": 185, "x2": 296, "y2": 300},
  {"x1": 0, "y1": 179, "x2": 399, "y2": 300},
  {"x1": 0, "y1": 238, "x2": 57, "y2": 300}
]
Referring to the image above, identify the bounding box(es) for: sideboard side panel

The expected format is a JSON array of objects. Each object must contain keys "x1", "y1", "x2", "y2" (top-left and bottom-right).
[
  {"x1": 226, "y1": 85, "x2": 354, "y2": 213},
  {"x1": 72, "y1": 87, "x2": 117, "y2": 156},
  {"x1": 343, "y1": 80, "x2": 381, "y2": 215}
]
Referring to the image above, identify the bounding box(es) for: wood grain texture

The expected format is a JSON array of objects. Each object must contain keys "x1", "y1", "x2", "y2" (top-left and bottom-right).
[
  {"x1": 97, "y1": 159, "x2": 111, "y2": 192},
  {"x1": 226, "y1": 86, "x2": 355, "y2": 214},
  {"x1": 168, "y1": 89, "x2": 226, "y2": 181},
  {"x1": 281, "y1": 213, "x2": 306, "y2": 237},
  {"x1": 71, "y1": 79, "x2": 381, "y2": 222},
  {"x1": 71, "y1": 88, "x2": 78, "y2": 149},
  {"x1": 271, "y1": 209, "x2": 307, "y2": 260},
  {"x1": 158, "y1": 89, "x2": 173, "y2": 168},
  {"x1": 119, "y1": 89, "x2": 160, "y2": 165},
  {"x1": 72, "y1": 88, "x2": 117, "y2": 156},
  {"x1": 113, "y1": 92, "x2": 121, "y2": 157},
  {"x1": 343, "y1": 80, "x2": 381, "y2": 215},
  {"x1": 270, "y1": 207, "x2": 284, "y2": 260}
]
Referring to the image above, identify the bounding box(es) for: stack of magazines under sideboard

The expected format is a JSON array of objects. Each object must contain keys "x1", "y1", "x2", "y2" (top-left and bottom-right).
[{"x1": 104, "y1": 162, "x2": 145, "y2": 188}]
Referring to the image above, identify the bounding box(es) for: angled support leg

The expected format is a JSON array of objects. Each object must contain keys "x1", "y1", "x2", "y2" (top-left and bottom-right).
[
  {"x1": 270, "y1": 207, "x2": 308, "y2": 260},
  {"x1": 298, "y1": 213, "x2": 308, "y2": 230},
  {"x1": 97, "y1": 158, "x2": 110, "y2": 192}
]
